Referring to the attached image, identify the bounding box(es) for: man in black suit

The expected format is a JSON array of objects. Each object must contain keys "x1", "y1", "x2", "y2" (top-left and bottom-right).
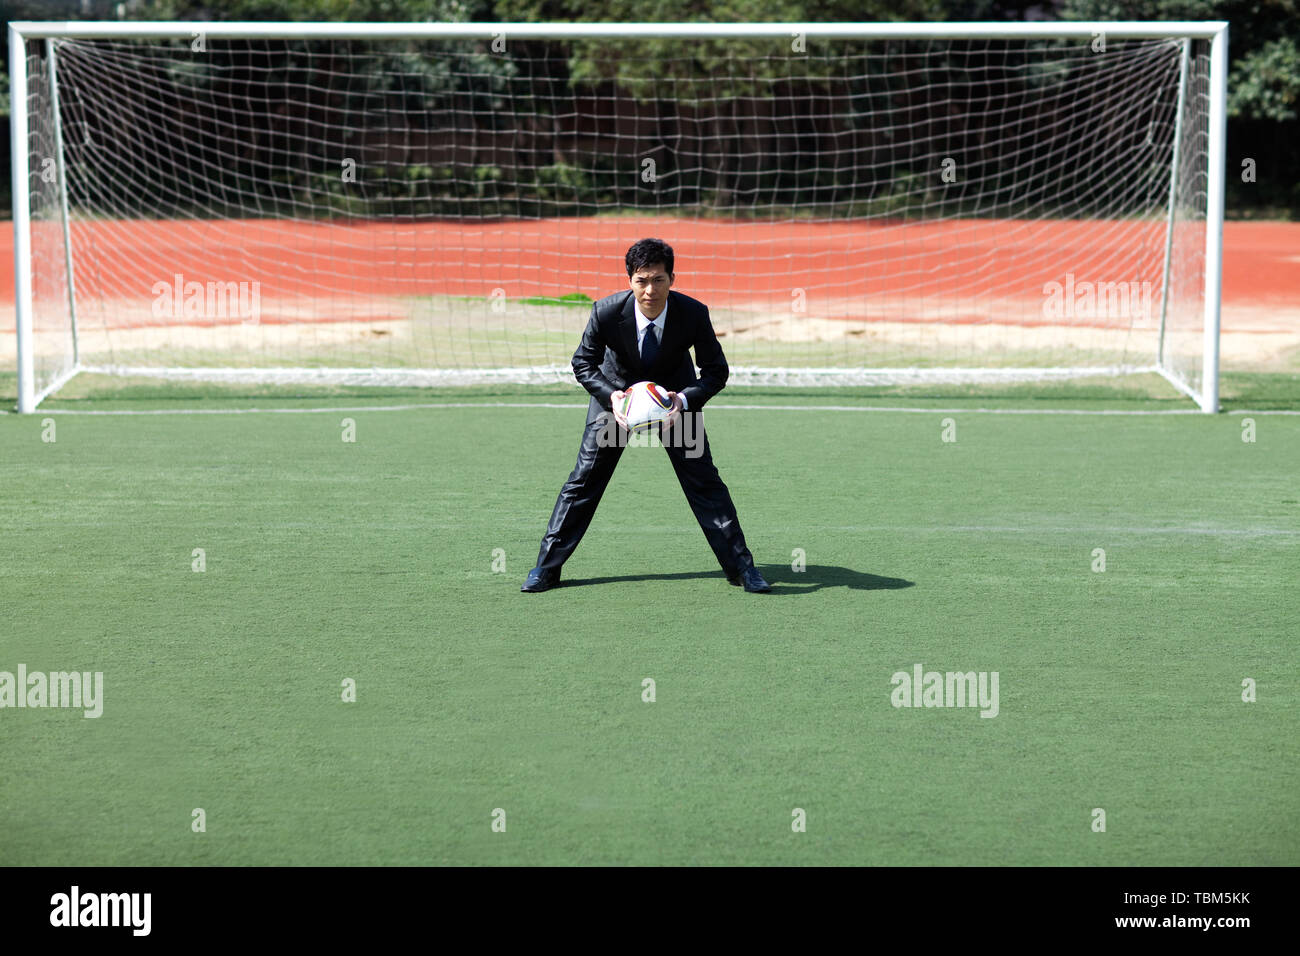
[{"x1": 522, "y1": 238, "x2": 771, "y2": 594}]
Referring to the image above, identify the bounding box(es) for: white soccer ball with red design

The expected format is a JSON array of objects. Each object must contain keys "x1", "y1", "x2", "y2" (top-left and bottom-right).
[{"x1": 619, "y1": 381, "x2": 674, "y2": 432}]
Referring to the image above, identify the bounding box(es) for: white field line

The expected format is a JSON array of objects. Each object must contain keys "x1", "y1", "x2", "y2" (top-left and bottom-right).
[
  {"x1": 811, "y1": 524, "x2": 1299, "y2": 536},
  {"x1": 9, "y1": 402, "x2": 1300, "y2": 416}
]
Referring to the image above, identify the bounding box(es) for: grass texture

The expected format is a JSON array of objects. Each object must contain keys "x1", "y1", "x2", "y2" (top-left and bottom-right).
[{"x1": 0, "y1": 386, "x2": 1296, "y2": 865}]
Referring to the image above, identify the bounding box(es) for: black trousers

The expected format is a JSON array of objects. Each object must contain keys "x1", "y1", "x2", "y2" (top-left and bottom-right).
[{"x1": 534, "y1": 409, "x2": 756, "y2": 576}]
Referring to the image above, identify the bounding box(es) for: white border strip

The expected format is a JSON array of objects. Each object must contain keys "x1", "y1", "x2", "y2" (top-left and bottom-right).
[
  {"x1": 17, "y1": 402, "x2": 1300, "y2": 417},
  {"x1": 10, "y1": 24, "x2": 35, "y2": 414},
  {"x1": 9, "y1": 21, "x2": 1230, "y2": 40},
  {"x1": 81, "y1": 364, "x2": 1160, "y2": 388},
  {"x1": 1201, "y1": 24, "x2": 1228, "y2": 413}
]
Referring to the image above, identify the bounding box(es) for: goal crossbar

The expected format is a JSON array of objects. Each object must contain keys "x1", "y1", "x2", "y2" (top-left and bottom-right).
[{"x1": 10, "y1": 21, "x2": 1229, "y2": 40}]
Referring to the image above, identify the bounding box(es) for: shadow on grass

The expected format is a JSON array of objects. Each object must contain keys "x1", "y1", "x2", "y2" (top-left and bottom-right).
[{"x1": 561, "y1": 564, "x2": 914, "y2": 594}]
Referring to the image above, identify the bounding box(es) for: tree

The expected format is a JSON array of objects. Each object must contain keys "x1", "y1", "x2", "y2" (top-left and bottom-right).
[{"x1": 1062, "y1": 0, "x2": 1299, "y2": 213}]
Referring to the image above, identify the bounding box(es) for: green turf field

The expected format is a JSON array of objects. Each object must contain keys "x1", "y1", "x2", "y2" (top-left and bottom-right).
[{"x1": 1, "y1": 375, "x2": 1297, "y2": 865}]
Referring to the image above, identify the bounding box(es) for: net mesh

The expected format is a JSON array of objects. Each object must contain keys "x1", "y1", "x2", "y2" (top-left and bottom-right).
[{"x1": 18, "y1": 32, "x2": 1212, "y2": 398}]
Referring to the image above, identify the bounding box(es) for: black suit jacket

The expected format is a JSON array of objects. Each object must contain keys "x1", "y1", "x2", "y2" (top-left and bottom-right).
[{"x1": 572, "y1": 289, "x2": 728, "y2": 423}]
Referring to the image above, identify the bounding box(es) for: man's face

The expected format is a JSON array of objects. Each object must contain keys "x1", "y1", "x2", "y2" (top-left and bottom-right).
[{"x1": 629, "y1": 263, "x2": 673, "y2": 315}]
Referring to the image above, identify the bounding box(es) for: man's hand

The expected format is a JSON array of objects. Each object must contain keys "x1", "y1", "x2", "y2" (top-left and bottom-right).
[
  {"x1": 663, "y1": 391, "x2": 684, "y2": 428},
  {"x1": 609, "y1": 390, "x2": 629, "y2": 430}
]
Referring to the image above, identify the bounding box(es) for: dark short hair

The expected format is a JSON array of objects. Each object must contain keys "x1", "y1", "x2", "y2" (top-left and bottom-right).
[{"x1": 626, "y1": 238, "x2": 674, "y2": 278}]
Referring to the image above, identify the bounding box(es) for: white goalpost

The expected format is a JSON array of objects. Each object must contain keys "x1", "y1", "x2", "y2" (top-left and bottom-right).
[{"x1": 9, "y1": 20, "x2": 1228, "y2": 412}]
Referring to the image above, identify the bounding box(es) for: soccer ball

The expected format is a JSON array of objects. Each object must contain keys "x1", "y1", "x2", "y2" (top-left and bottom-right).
[{"x1": 619, "y1": 381, "x2": 675, "y2": 432}]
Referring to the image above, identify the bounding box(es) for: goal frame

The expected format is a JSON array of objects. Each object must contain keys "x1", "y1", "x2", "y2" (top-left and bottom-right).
[{"x1": 8, "y1": 20, "x2": 1229, "y2": 412}]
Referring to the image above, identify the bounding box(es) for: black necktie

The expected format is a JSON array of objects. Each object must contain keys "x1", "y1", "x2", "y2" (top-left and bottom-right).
[{"x1": 641, "y1": 322, "x2": 659, "y2": 367}]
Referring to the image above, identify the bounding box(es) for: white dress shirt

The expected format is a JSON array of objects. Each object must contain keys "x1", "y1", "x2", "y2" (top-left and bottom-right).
[{"x1": 634, "y1": 300, "x2": 688, "y2": 409}]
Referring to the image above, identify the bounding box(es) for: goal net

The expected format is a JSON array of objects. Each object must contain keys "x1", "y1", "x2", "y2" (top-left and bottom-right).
[{"x1": 10, "y1": 22, "x2": 1226, "y2": 410}]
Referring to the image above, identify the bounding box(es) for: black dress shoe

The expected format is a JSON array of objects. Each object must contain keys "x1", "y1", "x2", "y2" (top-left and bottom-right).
[
  {"x1": 728, "y1": 567, "x2": 772, "y2": 593},
  {"x1": 521, "y1": 567, "x2": 560, "y2": 592}
]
